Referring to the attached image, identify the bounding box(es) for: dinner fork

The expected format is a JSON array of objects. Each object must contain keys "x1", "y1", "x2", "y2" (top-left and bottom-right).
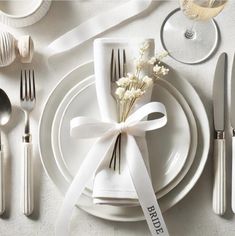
[
  {"x1": 110, "y1": 48, "x2": 127, "y2": 100},
  {"x1": 109, "y1": 48, "x2": 126, "y2": 172},
  {"x1": 20, "y1": 70, "x2": 36, "y2": 216}
]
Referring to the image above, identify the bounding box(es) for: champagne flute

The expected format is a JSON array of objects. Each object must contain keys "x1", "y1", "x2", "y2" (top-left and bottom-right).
[{"x1": 161, "y1": 0, "x2": 228, "y2": 64}]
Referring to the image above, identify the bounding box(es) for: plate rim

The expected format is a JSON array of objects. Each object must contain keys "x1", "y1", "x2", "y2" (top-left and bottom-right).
[
  {"x1": 52, "y1": 77, "x2": 94, "y2": 183},
  {"x1": 39, "y1": 60, "x2": 210, "y2": 222},
  {"x1": 52, "y1": 76, "x2": 193, "y2": 196}
]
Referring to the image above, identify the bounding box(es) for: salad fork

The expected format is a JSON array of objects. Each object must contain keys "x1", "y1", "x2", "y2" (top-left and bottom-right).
[
  {"x1": 109, "y1": 48, "x2": 126, "y2": 172},
  {"x1": 20, "y1": 70, "x2": 36, "y2": 216}
]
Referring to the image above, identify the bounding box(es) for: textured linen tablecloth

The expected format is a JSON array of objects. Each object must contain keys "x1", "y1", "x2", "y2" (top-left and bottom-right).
[{"x1": 0, "y1": 1, "x2": 235, "y2": 235}]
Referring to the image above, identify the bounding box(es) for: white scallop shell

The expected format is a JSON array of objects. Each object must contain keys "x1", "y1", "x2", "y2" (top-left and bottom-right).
[{"x1": 0, "y1": 31, "x2": 16, "y2": 67}]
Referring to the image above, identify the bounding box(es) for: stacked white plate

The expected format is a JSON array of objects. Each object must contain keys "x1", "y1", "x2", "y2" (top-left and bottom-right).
[{"x1": 39, "y1": 61, "x2": 210, "y2": 221}]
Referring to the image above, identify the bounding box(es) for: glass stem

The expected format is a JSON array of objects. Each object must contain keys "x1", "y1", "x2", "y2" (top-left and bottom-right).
[
  {"x1": 209, "y1": 0, "x2": 216, "y2": 7},
  {"x1": 185, "y1": 20, "x2": 197, "y2": 40}
]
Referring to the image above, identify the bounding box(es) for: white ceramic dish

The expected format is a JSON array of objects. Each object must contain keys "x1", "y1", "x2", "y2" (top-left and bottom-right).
[
  {"x1": 0, "y1": 0, "x2": 51, "y2": 27},
  {"x1": 39, "y1": 61, "x2": 210, "y2": 221},
  {"x1": 51, "y1": 73, "x2": 198, "y2": 199},
  {"x1": 52, "y1": 77, "x2": 191, "y2": 195}
]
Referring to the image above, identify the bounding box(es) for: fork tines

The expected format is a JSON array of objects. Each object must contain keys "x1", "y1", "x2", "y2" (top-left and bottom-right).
[
  {"x1": 110, "y1": 49, "x2": 127, "y2": 83},
  {"x1": 20, "y1": 70, "x2": 36, "y2": 101}
]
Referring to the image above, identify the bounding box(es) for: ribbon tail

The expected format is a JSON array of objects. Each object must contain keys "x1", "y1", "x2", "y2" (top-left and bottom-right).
[
  {"x1": 126, "y1": 135, "x2": 169, "y2": 236},
  {"x1": 46, "y1": 0, "x2": 152, "y2": 57},
  {"x1": 55, "y1": 134, "x2": 117, "y2": 236}
]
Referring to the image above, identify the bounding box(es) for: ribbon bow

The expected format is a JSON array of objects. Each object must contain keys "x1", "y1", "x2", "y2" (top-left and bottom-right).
[
  {"x1": 70, "y1": 102, "x2": 167, "y2": 138},
  {"x1": 55, "y1": 102, "x2": 169, "y2": 236}
]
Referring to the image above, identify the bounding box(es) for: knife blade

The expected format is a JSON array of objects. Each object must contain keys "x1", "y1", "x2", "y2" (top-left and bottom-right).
[
  {"x1": 231, "y1": 53, "x2": 235, "y2": 213},
  {"x1": 212, "y1": 52, "x2": 227, "y2": 215}
]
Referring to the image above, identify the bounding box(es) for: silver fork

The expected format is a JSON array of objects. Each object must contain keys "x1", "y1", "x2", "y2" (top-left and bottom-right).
[
  {"x1": 20, "y1": 70, "x2": 36, "y2": 216},
  {"x1": 110, "y1": 48, "x2": 127, "y2": 100},
  {"x1": 109, "y1": 49, "x2": 126, "y2": 172}
]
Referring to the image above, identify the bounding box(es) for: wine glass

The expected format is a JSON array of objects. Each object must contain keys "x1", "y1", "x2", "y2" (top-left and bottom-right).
[{"x1": 160, "y1": 0, "x2": 228, "y2": 64}]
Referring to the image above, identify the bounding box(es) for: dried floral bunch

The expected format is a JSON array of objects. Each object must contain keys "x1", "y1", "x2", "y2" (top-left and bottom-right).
[{"x1": 109, "y1": 41, "x2": 169, "y2": 173}]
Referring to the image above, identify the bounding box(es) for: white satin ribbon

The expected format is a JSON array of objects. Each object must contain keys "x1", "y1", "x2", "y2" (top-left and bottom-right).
[
  {"x1": 46, "y1": 0, "x2": 152, "y2": 57},
  {"x1": 55, "y1": 102, "x2": 169, "y2": 236}
]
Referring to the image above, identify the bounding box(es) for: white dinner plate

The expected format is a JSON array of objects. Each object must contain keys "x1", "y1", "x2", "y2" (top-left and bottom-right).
[
  {"x1": 51, "y1": 72, "x2": 198, "y2": 199},
  {"x1": 39, "y1": 61, "x2": 210, "y2": 221},
  {"x1": 51, "y1": 77, "x2": 192, "y2": 196}
]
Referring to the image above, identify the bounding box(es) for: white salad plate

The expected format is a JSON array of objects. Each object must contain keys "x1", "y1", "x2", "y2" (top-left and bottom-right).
[
  {"x1": 39, "y1": 61, "x2": 210, "y2": 221},
  {"x1": 51, "y1": 76, "x2": 195, "y2": 197}
]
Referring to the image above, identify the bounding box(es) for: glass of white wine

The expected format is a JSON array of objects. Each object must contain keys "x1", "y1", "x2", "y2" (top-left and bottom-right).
[{"x1": 161, "y1": 0, "x2": 228, "y2": 64}]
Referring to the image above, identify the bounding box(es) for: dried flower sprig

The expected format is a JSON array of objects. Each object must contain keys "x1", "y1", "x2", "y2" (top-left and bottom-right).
[
  {"x1": 116, "y1": 43, "x2": 169, "y2": 121},
  {"x1": 109, "y1": 41, "x2": 169, "y2": 173}
]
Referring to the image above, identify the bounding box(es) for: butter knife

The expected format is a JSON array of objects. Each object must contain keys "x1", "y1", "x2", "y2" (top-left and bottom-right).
[{"x1": 212, "y1": 52, "x2": 227, "y2": 215}]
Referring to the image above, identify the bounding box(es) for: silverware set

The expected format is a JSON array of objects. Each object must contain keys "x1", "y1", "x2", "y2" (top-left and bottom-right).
[
  {"x1": 212, "y1": 53, "x2": 235, "y2": 215},
  {"x1": 0, "y1": 70, "x2": 36, "y2": 216},
  {"x1": 1, "y1": 51, "x2": 235, "y2": 219}
]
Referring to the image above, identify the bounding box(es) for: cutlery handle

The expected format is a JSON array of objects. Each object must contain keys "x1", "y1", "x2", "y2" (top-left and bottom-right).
[
  {"x1": 0, "y1": 149, "x2": 5, "y2": 215},
  {"x1": 232, "y1": 136, "x2": 235, "y2": 213},
  {"x1": 21, "y1": 141, "x2": 33, "y2": 216},
  {"x1": 213, "y1": 138, "x2": 226, "y2": 215}
]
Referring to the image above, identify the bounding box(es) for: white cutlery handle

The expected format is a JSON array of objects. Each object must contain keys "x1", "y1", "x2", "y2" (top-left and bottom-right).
[
  {"x1": 213, "y1": 138, "x2": 226, "y2": 215},
  {"x1": 0, "y1": 149, "x2": 5, "y2": 215},
  {"x1": 232, "y1": 136, "x2": 235, "y2": 213},
  {"x1": 21, "y1": 142, "x2": 33, "y2": 216}
]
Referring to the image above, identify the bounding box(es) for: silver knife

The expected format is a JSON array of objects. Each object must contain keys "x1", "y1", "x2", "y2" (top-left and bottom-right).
[
  {"x1": 212, "y1": 52, "x2": 227, "y2": 215},
  {"x1": 231, "y1": 54, "x2": 235, "y2": 213}
]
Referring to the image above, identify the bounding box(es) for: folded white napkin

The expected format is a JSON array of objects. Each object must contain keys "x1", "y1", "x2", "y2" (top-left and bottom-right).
[{"x1": 93, "y1": 38, "x2": 155, "y2": 206}]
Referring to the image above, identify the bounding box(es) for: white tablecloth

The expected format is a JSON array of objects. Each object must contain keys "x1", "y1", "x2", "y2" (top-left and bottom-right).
[{"x1": 0, "y1": 1, "x2": 235, "y2": 235}]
